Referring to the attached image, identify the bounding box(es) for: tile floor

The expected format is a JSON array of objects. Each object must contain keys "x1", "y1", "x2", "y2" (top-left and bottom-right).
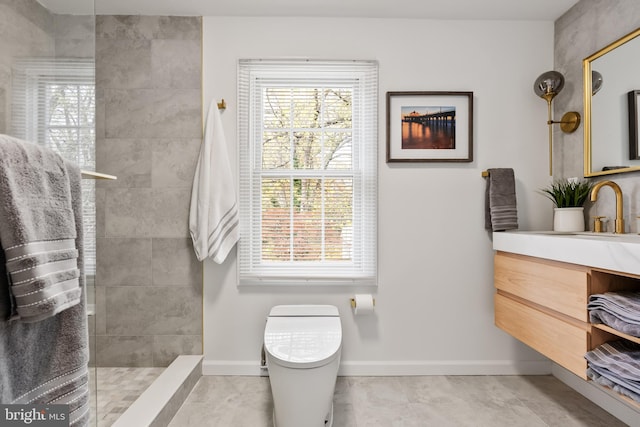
[
  {"x1": 168, "y1": 375, "x2": 628, "y2": 427},
  {"x1": 89, "y1": 367, "x2": 165, "y2": 427}
]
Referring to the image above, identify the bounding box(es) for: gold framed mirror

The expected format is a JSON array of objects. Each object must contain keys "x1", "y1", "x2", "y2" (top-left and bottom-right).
[{"x1": 584, "y1": 27, "x2": 640, "y2": 177}]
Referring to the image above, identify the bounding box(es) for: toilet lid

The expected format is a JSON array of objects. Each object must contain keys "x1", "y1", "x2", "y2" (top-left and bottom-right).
[{"x1": 264, "y1": 316, "x2": 342, "y2": 368}]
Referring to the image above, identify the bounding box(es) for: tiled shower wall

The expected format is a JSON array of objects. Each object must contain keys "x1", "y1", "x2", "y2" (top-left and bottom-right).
[
  {"x1": 0, "y1": 0, "x2": 92, "y2": 135},
  {"x1": 95, "y1": 16, "x2": 203, "y2": 367},
  {"x1": 0, "y1": 0, "x2": 54, "y2": 135},
  {"x1": 54, "y1": 14, "x2": 95, "y2": 59}
]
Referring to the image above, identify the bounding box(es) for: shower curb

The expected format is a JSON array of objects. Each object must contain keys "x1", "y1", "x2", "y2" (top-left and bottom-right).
[{"x1": 111, "y1": 355, "x2": 202, "y2": 427}]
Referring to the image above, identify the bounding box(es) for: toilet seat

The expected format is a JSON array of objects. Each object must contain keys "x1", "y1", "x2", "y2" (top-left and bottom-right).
[{"x1": 264, "y1": 305, "x2": 342, "y2": 369}]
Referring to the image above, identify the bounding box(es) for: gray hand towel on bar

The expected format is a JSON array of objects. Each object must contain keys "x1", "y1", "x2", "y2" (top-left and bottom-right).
[
  {"x1": 0, "y1": 134, "x2": 81, "y2": 321},
  {"x1": 0, "y1": 134, "x2": 90, "y2": 426},
  {"x1": 484, "y1": 168, "x2": 518, "y2": 231}
]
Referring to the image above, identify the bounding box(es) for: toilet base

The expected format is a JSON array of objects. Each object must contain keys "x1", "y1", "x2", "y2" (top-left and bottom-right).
[
  {"x1": 266, "y1": 350, "x2": 340, "y2": 427},
  {"x1": 325, "y1": 402, "x2": 334, "y2": 426},
  {"x1": 272, "y1": 403, "x2": 333, "y2": 427}
]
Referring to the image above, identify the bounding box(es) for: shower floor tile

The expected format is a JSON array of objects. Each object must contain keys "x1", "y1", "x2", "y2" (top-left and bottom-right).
[
  {"x1": 89, "y1": 367, "x2": 164, "y2": 427},
  {"x1": 168, "y1": 375, "x2": 627, "y2": 427}
]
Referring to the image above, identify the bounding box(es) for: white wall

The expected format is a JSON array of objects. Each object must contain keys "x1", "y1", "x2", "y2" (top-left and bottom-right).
[{"x1": 202, "y1": 16, "x2": 556, "y2": 375}]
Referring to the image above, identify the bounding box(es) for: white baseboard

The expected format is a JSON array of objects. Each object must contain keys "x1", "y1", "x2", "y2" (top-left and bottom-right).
[
  {"x1": 338, "y1": 360, "x2": 551, "y2": 376},
  {"x1": 202, "y1": 360, "x2": 267, "y2": 376},
  {"x1": 202, "y1": 359, "x2": 551, "y2": 376},
  {"x1": 551, "y1": 364, "x2": 640, "y2": 427}
]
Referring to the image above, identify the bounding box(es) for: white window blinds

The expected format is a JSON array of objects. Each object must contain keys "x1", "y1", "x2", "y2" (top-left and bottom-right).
[
  {"x1": 238, "y1": 59, "x2": 378, "y2": 286},
  {"x1": 11, "y1": 59, "x2": 96, "y2": 275}
]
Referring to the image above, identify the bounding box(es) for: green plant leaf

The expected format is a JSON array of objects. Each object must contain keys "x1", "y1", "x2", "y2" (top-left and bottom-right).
[{"x1": 539, "y1": 179, "x2": 593, "y2": 208}]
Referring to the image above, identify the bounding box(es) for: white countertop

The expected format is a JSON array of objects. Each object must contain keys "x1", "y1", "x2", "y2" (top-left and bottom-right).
[{"x1": 493, "y1": 231, "x2": 640, "y2": 276}]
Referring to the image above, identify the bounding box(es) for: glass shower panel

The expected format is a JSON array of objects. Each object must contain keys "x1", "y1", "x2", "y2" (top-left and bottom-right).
[{"x1": 0, "y1": 0, "x2": 98, "y2": 425}]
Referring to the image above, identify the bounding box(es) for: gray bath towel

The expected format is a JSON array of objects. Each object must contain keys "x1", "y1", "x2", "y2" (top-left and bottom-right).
[
  {"x1": 589, "y1": 292, "x2": 640, "y2": 322},
  {"x1": 585, "y1": 341, "x2": 640, "y2": 382},
  {"x1": 0, "y1": 135, "x2": 89, "y2": 426},
  {"x1": 589, "y1": 292, "x2": 640, "y2": 337},
  {"x1": 587, "y1": 367, "x2": 640, "y2": 403},
  {"x1": 585, "y1": 341, "x2": 640, "y2": 403},
  {"x1": 0, "y1": 134, "x2": 81, "y2": 321},
  {"x1": 484, "y1": 168, "x2": 518, "y2": 231},
  {"x1": 589, "y1": 309, "x2": 640, "y2": 337}
]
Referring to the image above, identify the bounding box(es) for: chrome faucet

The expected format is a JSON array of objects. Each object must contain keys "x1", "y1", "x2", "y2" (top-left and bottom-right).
[{"x1": 590, "y1": 180, "x2": 625, "y2": 234}]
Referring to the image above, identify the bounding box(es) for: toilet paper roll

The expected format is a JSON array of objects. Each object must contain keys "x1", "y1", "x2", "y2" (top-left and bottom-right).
[{"x1": 353, "y1": 294, "x2": 375, "y2": 315}]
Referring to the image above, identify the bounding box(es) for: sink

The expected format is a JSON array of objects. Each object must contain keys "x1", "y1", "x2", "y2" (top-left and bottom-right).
[
  {"x1": 524, "y1": 231, "x2": 640, "y2": 242},
  {"x1": 570, "y1": 232, "x2": 640, "y2": 242},
  {"x1": 523, "y1": 231, "x2": 578, "y2": 236}
]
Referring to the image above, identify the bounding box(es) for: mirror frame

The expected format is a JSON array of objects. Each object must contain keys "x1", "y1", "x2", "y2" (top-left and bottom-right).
[{"x1": 583, "y1": 27, "x2": 640, "y2": 177}]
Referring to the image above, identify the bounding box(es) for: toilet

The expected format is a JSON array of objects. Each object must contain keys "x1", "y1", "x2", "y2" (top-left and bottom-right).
[{"x1": 263, "y1": 305, "x2": 342, "y2": 427}]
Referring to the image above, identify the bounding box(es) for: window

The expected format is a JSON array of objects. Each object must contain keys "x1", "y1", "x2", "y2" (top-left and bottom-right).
[
  {"x1": 238, "y1": 60, "x2": 377, "y2": 286},
  {"x1": 11, "y1": 59, "x2": 96, "y2": 275}
]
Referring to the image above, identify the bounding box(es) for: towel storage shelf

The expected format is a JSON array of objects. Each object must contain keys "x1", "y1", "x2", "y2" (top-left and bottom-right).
[{"x1": 592, "y1": 324, "x2": 640, "y2": 345}]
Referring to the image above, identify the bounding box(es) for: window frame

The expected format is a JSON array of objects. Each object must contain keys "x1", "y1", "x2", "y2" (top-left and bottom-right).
[
  {"x1": 11, "y1": 59, "x2": 96, "y2": 276},
  {"x1": 237, "y1": 59, "x2": 378, "y2": 287}
]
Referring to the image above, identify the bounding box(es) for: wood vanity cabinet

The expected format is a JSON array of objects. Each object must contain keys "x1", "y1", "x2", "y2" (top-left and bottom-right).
[{"x1": 493, "y1": 251, "x2": 639, "y2": 381}]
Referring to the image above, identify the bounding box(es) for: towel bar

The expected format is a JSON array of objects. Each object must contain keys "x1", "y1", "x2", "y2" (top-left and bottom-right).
[{"x1": 81, "y1": 170, "x2": 117, "y2": 180}]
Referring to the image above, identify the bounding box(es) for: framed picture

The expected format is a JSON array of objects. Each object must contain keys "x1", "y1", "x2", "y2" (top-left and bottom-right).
[
  {"x1": 628, "y1": 90, "x2": 640, "y2": 160},
  {"x1": 386, "y1": 91, "x2": 473, "y2": 162}
]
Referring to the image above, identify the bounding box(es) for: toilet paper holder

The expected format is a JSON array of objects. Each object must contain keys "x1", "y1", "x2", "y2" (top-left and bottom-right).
[{"x1": 350, "y1": 297, "x2": 375, "y2": 308}]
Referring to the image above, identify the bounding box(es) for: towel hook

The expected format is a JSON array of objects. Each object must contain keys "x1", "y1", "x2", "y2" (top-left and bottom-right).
[{"x1": 217, "y1": 99, "x2": 226, "y2": 110}]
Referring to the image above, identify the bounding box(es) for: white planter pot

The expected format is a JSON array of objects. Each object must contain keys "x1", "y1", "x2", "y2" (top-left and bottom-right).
[{"x1": 553, "y1": 207, "x2": 585, "y2": 232}]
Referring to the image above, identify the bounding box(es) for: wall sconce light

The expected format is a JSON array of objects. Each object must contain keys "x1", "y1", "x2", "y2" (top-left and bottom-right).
[
  {"x1": 591, "y1": 70, "x2": 603, "y2": 95},
  {"x1": 533, "y1": 70, "x2": 581, "y2": 175}
]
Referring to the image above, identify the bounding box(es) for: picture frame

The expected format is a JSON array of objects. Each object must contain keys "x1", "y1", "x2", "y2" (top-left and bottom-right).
[
  {"x1": 628, "y1": 90, "x2": 640, "y2": 160},
  {"x1": 386, "y1": 91, "x2": 473, "y2": 162}
]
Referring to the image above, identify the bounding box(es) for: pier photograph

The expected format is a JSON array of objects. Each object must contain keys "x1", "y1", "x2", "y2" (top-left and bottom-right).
[
  {"x1": 386, "y1": 91, "x2": 473, "y2": 163},
  {"x1": 401, "y1": 106, "x2": 456, "y2": 149}
]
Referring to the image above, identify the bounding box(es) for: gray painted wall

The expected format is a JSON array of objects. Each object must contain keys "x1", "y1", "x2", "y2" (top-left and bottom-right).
[
  {"x1": 94, "y1": 16, "x2": 203, "y2": 367},
  {"x1": 555, "y1": 0, "x2": 640, "y2": 231}
]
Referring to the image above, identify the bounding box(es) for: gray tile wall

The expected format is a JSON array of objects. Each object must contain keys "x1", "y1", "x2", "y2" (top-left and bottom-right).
[
  {"x1": 95, "y1": 15, "x2": 203, "y2": 367},
  {"x1": 555, "y1": 0, "x2": 640, "y2": 231},
  {"x1": 0, "y1": 0, "x2": 54, "y2": 135},
  {"x1": 54, "y1": 14, "x2": 95, "y2": 58}
]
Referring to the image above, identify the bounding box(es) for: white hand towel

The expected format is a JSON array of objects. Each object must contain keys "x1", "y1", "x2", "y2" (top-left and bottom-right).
[{"x1": 189, "y1": 99, "x2": 239, "y2": 263}]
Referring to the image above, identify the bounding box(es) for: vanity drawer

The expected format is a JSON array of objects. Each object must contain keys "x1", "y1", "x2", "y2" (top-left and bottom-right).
[
  {"x1": 494, "y1": 252, "x2": 589, "y2": 322},
  {"x1": 495, "y1": 293, "x2": 588, "y2": 379}
]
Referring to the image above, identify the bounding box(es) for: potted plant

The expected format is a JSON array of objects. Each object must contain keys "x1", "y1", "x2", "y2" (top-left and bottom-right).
[{"x1": 540, "y1": 178, "x2": 593, "y2": 232}]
